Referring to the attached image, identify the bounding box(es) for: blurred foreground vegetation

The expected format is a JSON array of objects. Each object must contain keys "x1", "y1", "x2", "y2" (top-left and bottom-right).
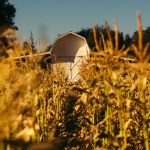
[{"x1": 0, "y1": 14, "x2": 149, "y2": 150}]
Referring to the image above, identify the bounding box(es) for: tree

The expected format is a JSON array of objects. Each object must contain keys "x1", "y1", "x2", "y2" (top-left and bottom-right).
[
  {"x1": 77, "y1": 24, "x2": 125, "y2": 51},
  {"x1": 124, "y1": 34, "x2": 132, "y2": 48},
  {"x1": 132, "y1": 26, "x2": 150, "y2": 55},
  {"x1": 143, "y1": 27, "x2": 150, "y2": 45},
  {"x1": 0, "y1": 0, "x2": 16, "y2": 28},
  {"x1": 30, "y1": 31, "x2": 36, "y2": 53},
  {"x1": 0, "y1": 0, "x2": 17, "y2": 57},
  {"x1": 132, "y1": 26, "x2": 150, "y2": 45}
]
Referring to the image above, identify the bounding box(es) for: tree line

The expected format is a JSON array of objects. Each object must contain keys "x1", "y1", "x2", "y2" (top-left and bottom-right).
[{"x1": 77, "y1": 25, "x2": 150, "y2": 57}]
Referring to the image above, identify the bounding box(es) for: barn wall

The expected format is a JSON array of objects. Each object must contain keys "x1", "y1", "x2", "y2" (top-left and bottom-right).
[{"x1": 52, "y1": 56, "x2": 85, "y2": 81}]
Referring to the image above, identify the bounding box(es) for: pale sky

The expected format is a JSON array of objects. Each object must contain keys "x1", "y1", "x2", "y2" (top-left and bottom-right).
[{"x1": 10, "y1": 0, "x2": 150, "y2": 44}]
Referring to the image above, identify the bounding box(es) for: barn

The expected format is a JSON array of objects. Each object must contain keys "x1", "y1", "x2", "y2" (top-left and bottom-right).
[{"x1": 50, "y1": 32, "x2": 90, "y2": 81}]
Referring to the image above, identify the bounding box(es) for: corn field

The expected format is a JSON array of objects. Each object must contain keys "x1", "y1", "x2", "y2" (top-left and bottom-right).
[{"x1": 0, "y1": 14, "x2": 149, "y2": 150}]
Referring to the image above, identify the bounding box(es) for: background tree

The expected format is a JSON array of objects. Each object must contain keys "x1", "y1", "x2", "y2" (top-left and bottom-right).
[
  {"x1": 132, "y1": 27, "x2": 150, "y2": 46},
  {"x1": 142, "y1": 27, "x2": 150, "y2": 47},
  {"x1": 124, "y1": 34, "x2": 132, "y2": 48},
  {"x1": 0, "y1": 0, "x2": 16, "y2": 28},
  {"x1": 77, "y1": 24, "x2": 150, "y2": 59},
  {"x1": 0, "y1": 0, "x2": 17, "y2": 57},
  {"x1": 77, "y1": 24, "x2": 125, "y2": 51},
  {"x1": 132, "y1": 26, "x2": 150, "y2": 58},
  {"x1": 30, "y1": 31, "x2": 36, "y2": 53}
]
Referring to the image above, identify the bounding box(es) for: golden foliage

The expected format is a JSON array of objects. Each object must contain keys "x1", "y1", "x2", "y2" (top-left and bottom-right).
[{"x1": 0, "y1": 12, "x2": 149, "y2": 150}]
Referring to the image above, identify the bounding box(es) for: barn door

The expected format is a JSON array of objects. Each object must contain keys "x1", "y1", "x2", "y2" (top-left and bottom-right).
[{"x1": 51, "y1": 56, "x2": 85, "y2": 81}]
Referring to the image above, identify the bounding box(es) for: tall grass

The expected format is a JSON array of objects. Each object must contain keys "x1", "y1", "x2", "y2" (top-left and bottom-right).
[
  {"x1": 77, "y1": 12, "x2": 150, "y2": 150},
  {"x1": 0, "y1": 13, "x2": 149, "y2": 150}
]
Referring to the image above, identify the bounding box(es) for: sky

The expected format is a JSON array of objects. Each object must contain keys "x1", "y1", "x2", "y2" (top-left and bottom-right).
[{"x1": 10, "y1": 0, "x2": 150, "y2": 45}]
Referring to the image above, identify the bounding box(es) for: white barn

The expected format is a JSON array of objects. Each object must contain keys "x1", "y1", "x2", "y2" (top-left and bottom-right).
[{"x1": 50, "y1": 32, "x2": 90, "y2": 80}]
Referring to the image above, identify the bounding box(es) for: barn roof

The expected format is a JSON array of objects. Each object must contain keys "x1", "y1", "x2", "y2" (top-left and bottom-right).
[{"x1": 50, "y1": 32, "x2": 90, "y2": 53}]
